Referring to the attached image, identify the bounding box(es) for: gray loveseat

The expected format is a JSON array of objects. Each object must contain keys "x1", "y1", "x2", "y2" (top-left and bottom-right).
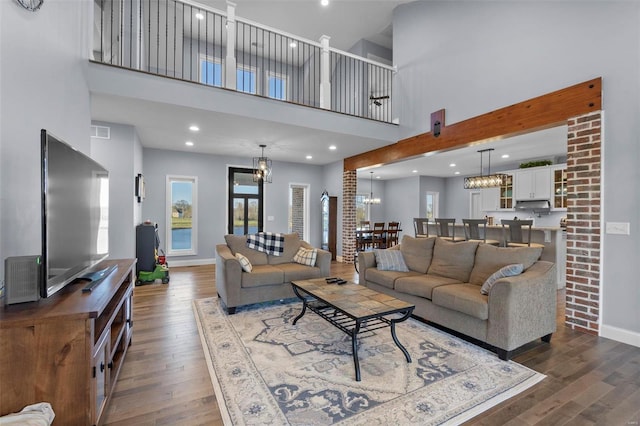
[
  {"x1": 358, "y1": 236, "x2": 557, "y2": 360},
  {"x1": 216, "y1": 233, "x2": 331, "y2": 314}
]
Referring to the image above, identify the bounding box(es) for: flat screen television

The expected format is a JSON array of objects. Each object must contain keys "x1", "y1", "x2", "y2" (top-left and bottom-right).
[{"x1": 41, "y1": 129, "x2": 110, "y2": 298}]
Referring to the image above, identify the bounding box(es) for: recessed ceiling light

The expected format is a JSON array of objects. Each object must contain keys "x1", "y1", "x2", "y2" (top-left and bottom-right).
[
  {"x1": 501, "y1": 154, "x2": 510, "y2": 158},
  {"x1": 412, "y1": 170, "x2": 418, "y2": 173},
  {"x1": 375, "y1": 176, "x2": 381, "y2": 179},
  {"x1": 289, "y1": 41, "x2": 297, "y2": 48},
  {"x1": 306, "y1": 155, "x2": 312, "y2": 160},
  {"x1": 329, "y1": 145, "x2": 337, "y2": 150},
  {"x1": 321, "y1": 0, "x2": 329, "y2": 6},
  {"x1": 454, "y1": 171, "x2": 460, "y2": 175},
  {"x1": 449, "y1": 163, "x2": 456, "y2": 167},
  {"x1": 185, "y1": 141, "x2": 194, "y2": 147},
  {"x1": 189, "y1": 125, "x2": 199, "y2": 132},
  {"x1": 195, "y1": 12, "x2": 204, "y2": 20}
]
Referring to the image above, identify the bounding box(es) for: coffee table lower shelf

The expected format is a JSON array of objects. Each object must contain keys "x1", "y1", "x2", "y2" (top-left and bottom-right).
[{"x1": 291, "y1": 281, "x2": 414, "y2": 381}]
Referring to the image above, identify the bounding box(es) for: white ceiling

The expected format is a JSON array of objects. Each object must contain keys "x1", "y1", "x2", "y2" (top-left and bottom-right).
[{"x1": 90, "y1": 0, "x2": 568, "y2": 180}]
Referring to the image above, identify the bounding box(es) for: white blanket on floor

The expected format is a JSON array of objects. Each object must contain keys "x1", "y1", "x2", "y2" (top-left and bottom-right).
[{"x1": 0, "y1": 402, "x2": 55, "y2": 426}]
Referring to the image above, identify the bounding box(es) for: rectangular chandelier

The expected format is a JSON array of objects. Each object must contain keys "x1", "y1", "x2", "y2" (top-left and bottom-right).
[{"x1": 463, "y1": 174, "x2": 507, "y2": 189}]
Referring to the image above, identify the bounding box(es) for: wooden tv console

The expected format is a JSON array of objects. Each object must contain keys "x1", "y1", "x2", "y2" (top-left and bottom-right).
[{"x1": 0, "y1": 259, "x2": 136, "y2": 425}]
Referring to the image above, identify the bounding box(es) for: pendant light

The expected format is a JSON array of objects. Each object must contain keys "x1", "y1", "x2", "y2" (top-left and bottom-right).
[
  {"x1": 464, "y1": 148, "x2": 506, "y2": 189},
  {"x1": 363, "y1": 171, "x2": 381, "y2": 204}
]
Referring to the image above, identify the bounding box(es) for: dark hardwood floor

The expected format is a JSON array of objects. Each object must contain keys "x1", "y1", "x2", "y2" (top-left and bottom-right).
[{"x1": 104, "y1": 262, "x2": 640, "y2": 425}]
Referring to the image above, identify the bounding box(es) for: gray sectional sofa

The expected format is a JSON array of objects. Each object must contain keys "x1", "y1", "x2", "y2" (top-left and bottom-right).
[
  {"x1": 216, "y1": 233, "x2": 331, "y2": 314},
  {"x1": 358, "y1": 236, "x2": 557, "y2": 360}
]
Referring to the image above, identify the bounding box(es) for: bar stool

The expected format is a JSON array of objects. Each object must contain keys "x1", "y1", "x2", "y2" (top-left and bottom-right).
[
  {"x1": 372, "y1": 222, "x2": 386, "y2": 249},
  {"x1": 386, "y1": 221, "x2": 400, "y2": 247},
  {"x1": 462, "y1": 219, "x2": 500, "y2": 245},
  {"x1": 501, "y1": 219, "x2": 545, "y2": 248},
  {"x1": 432, "y1": 218, "x2": 466, "y2": 242},
  {"x1": 413, "y1": 218, "x2": 433, "y2": 238}
]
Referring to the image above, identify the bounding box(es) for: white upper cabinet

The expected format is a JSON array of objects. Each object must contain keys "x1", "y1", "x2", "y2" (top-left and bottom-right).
[
  {"x1": 515, "y1": 167, "x2": 551, "y2": 200},
  {"x1": 480, "y1": 187, "x2": 500, "y2": 211}
]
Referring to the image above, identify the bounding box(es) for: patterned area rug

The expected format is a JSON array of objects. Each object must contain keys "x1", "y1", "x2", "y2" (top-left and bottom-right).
[{"x1": 193, "y1": 297, "x2": 544, "y2": 425}]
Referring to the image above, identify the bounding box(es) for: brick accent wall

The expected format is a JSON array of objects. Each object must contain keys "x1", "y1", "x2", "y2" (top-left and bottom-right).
[
  {"x1": 291, "y1": 186, "x2": 304, "y2": 240},
  {"x1": 565, "y1": 112, "x2": 602, "y2": 335},
  {"x1": 342, "y1": 170, "x2": 357, "y2": 263}
]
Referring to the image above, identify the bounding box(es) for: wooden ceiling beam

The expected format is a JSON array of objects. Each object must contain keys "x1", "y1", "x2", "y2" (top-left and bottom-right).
[{"x1": 344, "y1": 77, "x2": 602, "y2": 171}]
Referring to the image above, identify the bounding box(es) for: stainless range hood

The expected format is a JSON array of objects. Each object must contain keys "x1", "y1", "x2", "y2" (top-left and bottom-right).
[{"x1": 514, "y1": 199, "x2": 551, "y2": 215}]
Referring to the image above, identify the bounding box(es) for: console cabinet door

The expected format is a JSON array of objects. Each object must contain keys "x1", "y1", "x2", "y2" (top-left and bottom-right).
[{"x1": 92, "y1": 332, "x2": 110, "y2": 425}]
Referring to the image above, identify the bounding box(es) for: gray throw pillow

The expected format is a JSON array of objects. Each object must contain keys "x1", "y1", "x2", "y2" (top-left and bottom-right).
[
  {"x1": 374, "y1": 249, "x2": 409, "y2": 272},
  {"x1": 480, "y1": 263, "x2": 524, "y2": 295}
]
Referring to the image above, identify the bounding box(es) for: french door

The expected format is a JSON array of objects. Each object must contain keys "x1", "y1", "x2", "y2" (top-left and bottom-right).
[{"x1": 228, "y1": 167, "x2": 264, "y2": 235}]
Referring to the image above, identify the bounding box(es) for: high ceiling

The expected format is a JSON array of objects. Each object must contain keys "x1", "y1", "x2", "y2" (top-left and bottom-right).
[{"x1": 90, "y1": 0, "x2": 568, "y2": 180}]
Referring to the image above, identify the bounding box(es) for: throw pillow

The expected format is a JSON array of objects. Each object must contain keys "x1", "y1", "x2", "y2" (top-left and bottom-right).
[
  {"x1": 235, "y1": 253, "x2": 253, "y2": 273},
  {"x1": 293, "y1": 247, "x2": 317, "y2": 266},
  {"x1": 480, "y1": 263, "x2": 524, "y2": 295},
  {"x1": 374, "y1": 249, "x2": 409, "y2": 272}
]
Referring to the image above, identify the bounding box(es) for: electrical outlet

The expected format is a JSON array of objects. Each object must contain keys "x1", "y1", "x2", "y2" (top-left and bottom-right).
[{"x1": 605, "y1": 222, "x2": 630, "y2": 235}]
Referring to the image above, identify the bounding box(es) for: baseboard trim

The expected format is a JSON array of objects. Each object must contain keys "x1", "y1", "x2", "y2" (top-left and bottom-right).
[
  {"x1": 600, "y1": 324, "x2": 640, "y2": 348},
  {"x1": 168, "y1": 258, "x2": 215, "y2": 267}
]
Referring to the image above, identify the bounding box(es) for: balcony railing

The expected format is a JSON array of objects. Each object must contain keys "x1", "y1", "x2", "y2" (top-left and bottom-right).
[{"x1": 92, "y1": 0, "x2": 396, "y2": 123}]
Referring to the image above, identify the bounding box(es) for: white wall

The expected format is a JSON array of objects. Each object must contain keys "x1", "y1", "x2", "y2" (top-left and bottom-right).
[
  {"x1": 91, "y1": 121, "x2": 143, "y2": 259},
  {"x1": 394, "y1": 1, "x2": 640, "y2": 343},
  {"x1": 0, "y1": 1, "x2": 92, "y2": 284}
]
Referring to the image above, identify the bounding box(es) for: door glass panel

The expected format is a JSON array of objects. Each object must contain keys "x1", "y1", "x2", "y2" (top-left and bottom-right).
[
  {"x1": 233, "y1": 171, "x2": 259, "y2": 195},
  {"x1": 233, "y1": 198, "x2": 245, "y2": 235},
  {"x1": 248, "y1": 199, "x2": 259, "y2": 234}
]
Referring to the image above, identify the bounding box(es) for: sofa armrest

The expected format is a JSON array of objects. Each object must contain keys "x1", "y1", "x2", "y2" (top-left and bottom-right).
[
  {"x1": 301, "y1": 241, "x2": 331, "y2": 276},
  {"x1": 358, "y1": 251, "x2": 377, "y2": 284},
  {"x1": 486, "y1": 260, "x2": 557, "y2": 351},
  {"x1": 215, "y1": 244, "x2": 242, "y2": 309}
]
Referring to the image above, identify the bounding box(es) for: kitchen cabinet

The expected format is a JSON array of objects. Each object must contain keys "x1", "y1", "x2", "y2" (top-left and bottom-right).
[
  {"x1": 551, "y1": 165, "x2": 568, "y2": 209},
  {"x1": 480, "y1": 187, "x2": 500, "y2": 211},
  {"x1": 515, "y1": 167, "x2": 551, "y2": 200},
  {"x1": 499, "y1": 173, "x2": 514, "y2": 209}
]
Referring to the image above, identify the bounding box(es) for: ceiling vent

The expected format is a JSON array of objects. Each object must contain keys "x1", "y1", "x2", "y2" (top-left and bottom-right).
[{"x1": 91, "y1": 125, "x2": 111, "y2": 139}]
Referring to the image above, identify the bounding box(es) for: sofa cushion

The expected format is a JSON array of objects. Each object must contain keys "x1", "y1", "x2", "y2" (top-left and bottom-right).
[
  {"x1": 427, "y1": 238, "x2": 480, "y2": 282},
  {"x1": 374, "y1": 249, "x2": 409, "y2": 272},
  {"x1": 235, "y1": 253, "x2": 252, "y2": 272},
  {"x1": 432, "y1": 283, "x2": 489, "y2": 320},
  {"x1": 469, "y1": 244, "x2": 543, "y2": 286},
  {"x1": 269, "y1": 233, "x2": 302, "y2": 265},
  {"x1": 276, "y1": 263, "x2": 323, "y2": 282},
  {"x1": 225, "y1": 235, "x2": 268, "y2": 266},
  {"x1": 399, "y1": 236, "x2": 435, "y2": 273},
  {"x1": 395, "y1": 275, "x2": 462, "y2": 300},
  {"x1": 365, "y1": 268, "x2": 421, "y2": 290},
  {"x1": 240, "y1": 264, "x2": 284, "y2": 288},
  {"x1": 480, "y1": 263, "x2": 524, "y2": 295},
  {"x1": 293, "y1": 247, "x2": 317, "y2": 266}
]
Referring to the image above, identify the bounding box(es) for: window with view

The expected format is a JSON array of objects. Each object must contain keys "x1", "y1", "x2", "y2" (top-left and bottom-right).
[
  {"x1": 426, "y1": 192, "x2": 439, "y2": 219},
  {"x1": 167, "y1": 176, "x2": 197, "y2": 255},
  {"x1": 355, "y1": 194, "x2": 367, "y2": 225},
  {"x1": 199, "y1": 57, "x2": 222, "y2": 87},
  {"x1": 267, "y1": 73, "x2": 287, "y2": 100},
  {"x1": 237, "y1": 67, "x2": 256, "y2": 94}
]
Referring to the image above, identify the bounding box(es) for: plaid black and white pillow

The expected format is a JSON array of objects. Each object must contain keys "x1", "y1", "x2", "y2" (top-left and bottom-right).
[
  {"x1": 293, "y1": 247, "x2": 317, "y2": 266},
  {"x1": 235, "y1": 253, "x2": 253, "y2": 272}
]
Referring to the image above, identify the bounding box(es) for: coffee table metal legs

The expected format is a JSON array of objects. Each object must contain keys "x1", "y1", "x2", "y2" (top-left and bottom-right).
[
  {"x1": 390, "y1": 310, "x2": 413, "y2": 363},
  {"x1": 352, "y1": 321, "x2": 362, "y2": 381},
  {"x1": 291, "y1": 286, "x2": 307, "y2": 325}
]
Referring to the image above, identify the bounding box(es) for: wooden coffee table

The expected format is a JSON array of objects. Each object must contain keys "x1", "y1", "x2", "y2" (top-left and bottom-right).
[{"x1": 291, "y1": 278, "x2": 415, "y2": 381}]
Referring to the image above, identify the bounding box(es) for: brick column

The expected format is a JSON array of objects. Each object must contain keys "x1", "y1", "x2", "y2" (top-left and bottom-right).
[
  {"x1": 291, "y1": 186, "x2": 304, "y2": 240},
  {"x1": 342, "y1": 170, "x2": 357, "y2": 263},
  {"x1": 565, "y1": 112, "x2": 602, "y2": 335}
]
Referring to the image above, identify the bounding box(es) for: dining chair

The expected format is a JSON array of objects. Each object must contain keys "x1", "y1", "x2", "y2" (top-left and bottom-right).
[
  {"x1": 357, "y1": 220, "x2": 372, "y2": 251},
  {"x1": 501, "y1": 219, "x2": 545, "y2": 248},
  {"x1": 432, "y1": 218, "x2": 466, "y2": 242},
  {"x1": 462, "y1": 218, "x2": 500, "y2": 245},
  {"x1": 372, "y1": 222, "x2": 386, "y2": 249},
  {"x1": 413, "y1": 218, "x2": 432, "y2": 238},
  {"x1": 386, "y1": 221, "x2": 400, "y2": 247}
]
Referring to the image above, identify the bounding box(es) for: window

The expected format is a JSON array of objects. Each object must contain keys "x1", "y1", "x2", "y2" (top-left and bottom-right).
[
  {"x1": 166, "y1": 176, "x2": 197, "y2": 255},
  {"x1": 355, "y1": 194, "x2": 367, "y2": 224},
  {"x1": 199, "y1": 56, "x2": 222, "y2": 87},
  {"x1": 288, "y1": 184, "x2": 309, "y2": 240},
  {"x1": 228, "y1": 167, "x2": 263, "y2": 235},
  {"x1": 425, "y1": 192, "x2": 439, "y2": 219},
  {"x1": 267, "y1": 72, "x2": 287, "y2": 100},
  {"x1": 237, "y1": 67, "x2": 256, "y2": 94}
]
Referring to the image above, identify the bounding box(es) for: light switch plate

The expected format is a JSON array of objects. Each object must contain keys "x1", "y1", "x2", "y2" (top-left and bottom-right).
[
  {"x1": 267, "y1": 216, "x2": 274, "y2": 221},
  {"x1": 605, "y1": 222, "x2": 630, "y2": 235}
]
